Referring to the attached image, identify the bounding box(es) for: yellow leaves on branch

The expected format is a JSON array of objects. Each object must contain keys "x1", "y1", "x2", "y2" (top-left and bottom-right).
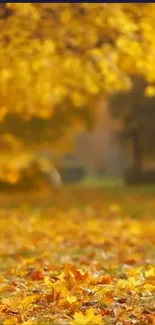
[
  {"x1": 145, "y1": 85, "x2": 155, "y2": 97},
  {"x1": 0, "y1": 106, "x2": 7, "y2": 122},
  {"x1": 0, "y1": 3, "x2": 155, "y2": 120}
]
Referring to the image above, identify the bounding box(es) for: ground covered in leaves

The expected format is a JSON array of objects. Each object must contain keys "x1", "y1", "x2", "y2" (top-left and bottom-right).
[{"x1": 0, "y1": 187, "x2": 155, "y2": 325}]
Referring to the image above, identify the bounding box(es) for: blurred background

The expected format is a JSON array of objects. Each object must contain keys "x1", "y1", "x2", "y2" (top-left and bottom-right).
[{"x1": 0, "y1": 3, "x2": 155, "y2": 191}]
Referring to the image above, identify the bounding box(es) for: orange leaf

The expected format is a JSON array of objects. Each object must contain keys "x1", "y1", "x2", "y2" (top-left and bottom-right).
[{"x1": 31, "y1": 270, "x2": 44, "y2": 281}]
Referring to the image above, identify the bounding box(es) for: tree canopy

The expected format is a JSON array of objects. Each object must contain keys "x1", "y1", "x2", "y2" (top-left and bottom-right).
[
  {"x1": 0, "y1": 3, "x2": 155, "y2": 121},
  {"x1": 1, "y1": 3, "x2": 155, "y2": 184}
]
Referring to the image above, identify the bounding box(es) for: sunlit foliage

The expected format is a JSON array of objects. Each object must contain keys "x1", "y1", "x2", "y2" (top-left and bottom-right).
[
  {"x1": 0, "y1": 3, "x2": 155, "y2": 121},
  {"x1": 1, "y1": 3, "x2": 155, "y2": 183}
]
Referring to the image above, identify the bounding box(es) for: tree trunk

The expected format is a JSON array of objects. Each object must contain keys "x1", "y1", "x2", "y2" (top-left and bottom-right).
[{"x1": 131, "y1": 128, "x2": 142, "y2": 172}]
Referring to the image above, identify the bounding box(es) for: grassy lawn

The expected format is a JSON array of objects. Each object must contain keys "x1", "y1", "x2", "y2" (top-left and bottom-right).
[{"x1": 0, "y1": 184, "x2": 154, "y2": 325}]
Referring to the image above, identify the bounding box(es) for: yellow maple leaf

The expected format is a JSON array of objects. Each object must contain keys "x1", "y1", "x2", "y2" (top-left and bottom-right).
[
  {"x1": 116, "y1": 278, "x2": 139, "y2": 291},
  {"x1": 66, "y1": 295, "x2": 77, "y2": 303},
  {"x1": 44, "y1": 275, "x2": 53, "y2": 287},
  {"x1": 21, "y1": 295, "x2": 37, "y2": 309},
  {"x1": 3, "y1": 318, "x2": 19, "y2": 325},
  {"x1": 143, "y1": 284, "x2": 155, "y2": 292},
  {"x1": 21, "y1": 320, "x2": 36, "y2": 325},
  {"x1": 2, "y1": 298, "x2": 11, "y2": 306},
  {"x1": 98, "y1": 285, "x2": 113, "y2": 299},
  {"x1": 72, "y1": 308, "x2": 103, "y2": 325},
  {"x1": 144, "y1": 267, "x2": 155, "y2": 279},
  {"x1": 54, "y1": 282, "x2": 70, "y2": 297}
]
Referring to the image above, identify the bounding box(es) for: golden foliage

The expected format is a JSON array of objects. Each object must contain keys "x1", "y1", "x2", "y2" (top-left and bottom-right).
[
  {"x1": 0, "y1": 3, "x2": 155, "y2": 121},
  {"x1": 1, "y1": 4, "x2": 155, "y2": 183}
]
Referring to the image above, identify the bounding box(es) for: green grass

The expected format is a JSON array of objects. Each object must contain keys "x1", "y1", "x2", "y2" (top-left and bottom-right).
[
  {"x1": 78, "y1": 176, "x2": 155, "y2": 194},
  {"x1": 1, "y1": 177, "x2": 155, "y2": 218},
  {"x1": 79, "y1": 176, "x2": 123, "y2": 187}
]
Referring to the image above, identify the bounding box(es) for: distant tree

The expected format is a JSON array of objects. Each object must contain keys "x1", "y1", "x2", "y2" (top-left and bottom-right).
[{"x1": 109, "y1": 76, "x2": 155, "y2": 172}]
